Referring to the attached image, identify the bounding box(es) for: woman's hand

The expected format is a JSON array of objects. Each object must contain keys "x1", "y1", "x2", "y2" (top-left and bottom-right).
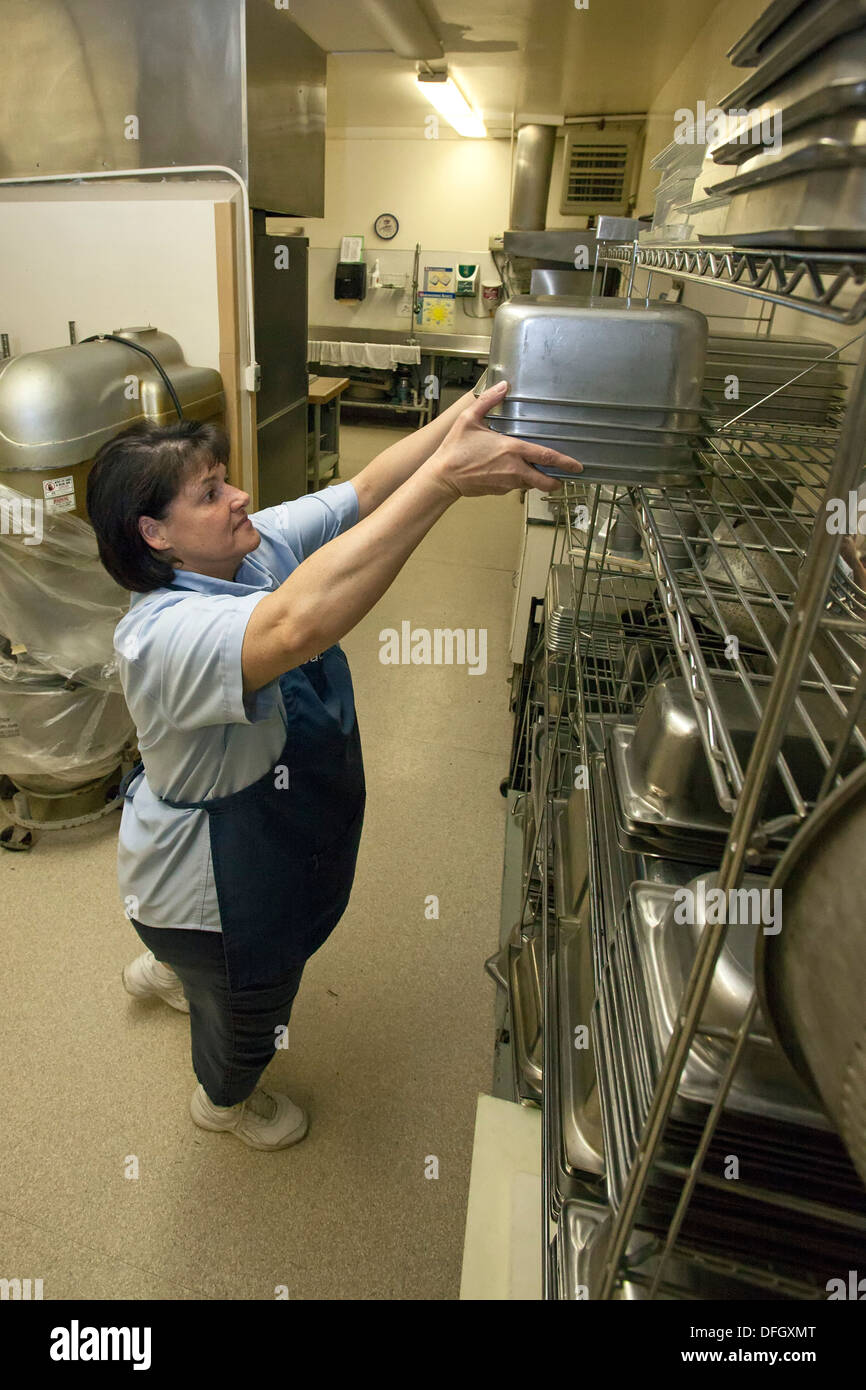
[{"x1": 425, "y1": 380, "x2": 582, "y2": 499}]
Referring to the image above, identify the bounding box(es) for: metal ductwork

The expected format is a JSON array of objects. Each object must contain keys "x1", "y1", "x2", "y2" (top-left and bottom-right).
[
  {"x1": 360, "y1": 0, "x2": 443, "y2": 59},
  {"x1": 509, "y1": 124, "x2": 557, "y2": 232}
]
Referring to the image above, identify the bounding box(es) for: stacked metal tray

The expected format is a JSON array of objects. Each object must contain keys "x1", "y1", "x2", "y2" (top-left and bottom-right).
[
  {"x1": 480, "y1": 296, "x2": 709, "y2": 484},
  {"x1": 703, "y1": 332, "x2": 845, "y2": 426},
  {"x1": 694, "y1": 0, "x2": 866, "y2": 246},
  {"x1": 605, "y1": 675, "x2": 860, "y2": 864},
  {"x1": 588, "y1": 748, "x2": 866, "y2": 1289}
]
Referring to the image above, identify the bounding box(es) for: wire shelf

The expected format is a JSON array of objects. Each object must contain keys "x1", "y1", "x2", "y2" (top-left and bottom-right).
[
  {"x1": 598, "y1": 243, "x2": 866, "y2": 325},
  {"x1": 539, "y1": 353, "x2": 866, "y2": 1297}
]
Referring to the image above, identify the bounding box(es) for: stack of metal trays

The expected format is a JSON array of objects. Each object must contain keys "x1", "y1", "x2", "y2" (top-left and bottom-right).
[
  {"x1": 703, "y1": 332, "x2": 845, "y2": 426},
  {"x1": 545, "y1": 564, "x2": 578, "y2": 656},
  {"x1": 544, "y1": 563, "x2": 664, "y2": 717},
  {"x1": 605, "y1": 676, "x2": 860, "y2": 865},
  {"x1": 480, "y1": 296, "x2": 709, "y2": 485},
  {"x1": 600, "y1": 876, "x2": 866, "y2": 1287},
  {"x1": 588, "y1": 745, "x2": 866, "y2": 1286},
  {"x1": 697, "y1": 1, "x2": 866, "y2": 246},
  {"x1": 555, "y1": 1197, "x2": 798, "y2": 1299}
]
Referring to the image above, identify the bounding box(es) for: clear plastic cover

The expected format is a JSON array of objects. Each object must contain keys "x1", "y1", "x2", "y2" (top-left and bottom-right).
[
  {"x1": 0, "y1": 481, "x2": 129, "y2": 689},
  {"x1": 0, "y1": 654, "x2": 133, "y2": 788}
]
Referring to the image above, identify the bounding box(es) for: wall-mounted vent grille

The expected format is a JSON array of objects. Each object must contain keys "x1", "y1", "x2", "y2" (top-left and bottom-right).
[{"x1": 560, "y1": 122, "x2": 644, "y2": 216}]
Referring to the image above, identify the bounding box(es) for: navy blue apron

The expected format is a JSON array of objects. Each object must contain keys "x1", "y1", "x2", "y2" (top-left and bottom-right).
[{"x1": 121, "y1": 644, "x2": 365, "y2": 991}]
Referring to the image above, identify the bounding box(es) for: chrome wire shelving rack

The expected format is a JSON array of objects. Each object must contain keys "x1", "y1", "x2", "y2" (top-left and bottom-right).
[
  {"x1": 534, "y1": 241, "x2": 866, "y2": 1301},
  {"x1": 600, "y1": 241, "x2": 866, "y2": 325}
]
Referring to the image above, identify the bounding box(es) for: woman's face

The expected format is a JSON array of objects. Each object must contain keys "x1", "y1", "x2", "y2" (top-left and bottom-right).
[{"x1": 139, "y1": 458, "x2": 261, "y2": 582}]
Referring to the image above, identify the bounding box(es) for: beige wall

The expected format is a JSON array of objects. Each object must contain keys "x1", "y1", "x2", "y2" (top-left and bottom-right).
[
  {"x1": 282, "y1": 127, "x2": 603, "y2": 335},
  {"x1": 0, "y1": 183, "x2": 230, "y2": 364},
  {"x1": 635, "y1": 0, "x2": 766, "y2": 212},
  {"x1": 0, "y1": 182, "x2": 258, "y2": 494}
]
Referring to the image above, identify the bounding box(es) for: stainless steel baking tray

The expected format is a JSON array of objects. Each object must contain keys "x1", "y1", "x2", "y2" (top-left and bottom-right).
[
  {"x1": 699, "y1": 163, "x2": 866, "y2": 246},
  {"x1": 727, "y1": 0, "x2": 866, "y2": 71},
  {"x1": 721, "y1": 24, "x2": 866, "y2": 132}
]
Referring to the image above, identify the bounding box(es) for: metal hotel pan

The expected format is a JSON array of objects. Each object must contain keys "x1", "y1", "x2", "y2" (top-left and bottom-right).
[
  {"x1": 757, "y1": 761, "x2": 866, "y2": 1185},
  {"x1": 699, "y1": 161, "x2": 866, "y2": 247},
  {"x1": 608, "y1": 677, "x2": 859, "y2": 842},
  {"x1": 724, "y1": 22, "x2": 866, "y2": 106},
  {"x1": 706, "y1": 331, "x2": 841, "y2": 366},
  {"x1": 714, "y1": 127, "x2": 866, "y2": 198},
  {"x1": 557, "y1": 918, "x2": 605, "y2": 1180},
  {"x1": 486, "y1": 421, "x2": 705, "y2": 486},
  {"x1": 719, "y1": 27, "x2": 866, "y2": 154},
  {"x1": 491, "y1": 406, "x2": 707, "y2": 444},
  {"x1": 483, "y1": 295, "x2": 707, "y2": 413},
  {"x1": 628, "y1": 878, "x2": 831, "y2": 1128}
]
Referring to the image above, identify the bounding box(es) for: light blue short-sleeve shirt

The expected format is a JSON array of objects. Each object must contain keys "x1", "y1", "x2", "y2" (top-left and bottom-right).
[{"x1": 115, "y1": 480, "x2": 359, "y2": 932}]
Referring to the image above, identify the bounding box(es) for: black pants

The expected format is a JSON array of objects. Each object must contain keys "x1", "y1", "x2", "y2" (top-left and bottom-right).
[{"x1": 131, "y1": 920, "x2": 306, "y2": 1107}]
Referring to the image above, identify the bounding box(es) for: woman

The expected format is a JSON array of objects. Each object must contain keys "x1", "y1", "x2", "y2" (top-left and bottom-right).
[{"x1": 86, "y1": 380, "x2": 578, "y2": 1151}]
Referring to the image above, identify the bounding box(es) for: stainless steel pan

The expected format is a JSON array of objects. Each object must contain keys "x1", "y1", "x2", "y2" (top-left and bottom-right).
[
  {"x1": 726, "y1": 0, "x2": 866, "y2": 77},
  {"x1": 484, "y1": 295, "x2": 707, "y2": 413},
  {"x1": 757, "y1": 760, "x2": 866, "y2": 1184}
]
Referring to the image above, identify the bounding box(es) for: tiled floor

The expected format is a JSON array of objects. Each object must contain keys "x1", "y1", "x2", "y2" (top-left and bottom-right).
[{"x1": 0, "y1": 421, "x2": 525, "y2": 1300}]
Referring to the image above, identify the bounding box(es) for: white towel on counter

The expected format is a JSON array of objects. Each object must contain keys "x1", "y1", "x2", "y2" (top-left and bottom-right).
[{"x1": 308, "y1": 340, "x2": 422, "y2": 369}]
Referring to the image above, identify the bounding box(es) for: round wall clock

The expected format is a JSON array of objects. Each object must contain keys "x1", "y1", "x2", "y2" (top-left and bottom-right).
[{"x1": 374, "y1": 213, "x2": 399, "y2": 241}]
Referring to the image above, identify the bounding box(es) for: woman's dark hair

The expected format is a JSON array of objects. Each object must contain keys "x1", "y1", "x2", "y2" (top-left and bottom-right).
[{"x1": 86, "y1": 419, "x2": 230, "y2": 592}]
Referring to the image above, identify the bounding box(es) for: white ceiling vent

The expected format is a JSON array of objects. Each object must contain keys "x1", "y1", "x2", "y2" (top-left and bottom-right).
[{"x1": 560, "y1": 121, "x2": 644, "y2": 217}]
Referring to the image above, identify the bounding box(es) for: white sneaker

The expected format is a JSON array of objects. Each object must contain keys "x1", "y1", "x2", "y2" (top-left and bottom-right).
[
  {"x1": 189, "y1": 1083, "x2": 309, "y2": 1151},
  {"x1": 122, "y1": 949, "x2": 190, "y2": 1013}
]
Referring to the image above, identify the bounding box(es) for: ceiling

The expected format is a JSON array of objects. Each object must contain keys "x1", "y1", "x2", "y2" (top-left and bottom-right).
[{"x1": 285, "y1": 0, "x2": 722, "y2": 131}]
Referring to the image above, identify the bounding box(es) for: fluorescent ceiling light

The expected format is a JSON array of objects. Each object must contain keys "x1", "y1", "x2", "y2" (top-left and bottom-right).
[{"x1": 417, "y1": 72, "x2": 486, "y2": 138}]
